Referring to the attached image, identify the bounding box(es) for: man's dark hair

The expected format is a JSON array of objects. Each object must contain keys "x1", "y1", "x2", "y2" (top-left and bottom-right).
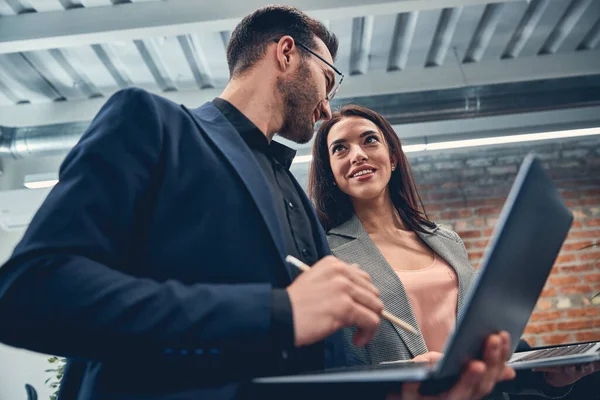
[{"x1": 227, "y1": 5, "x2": 338, "y2": 77}]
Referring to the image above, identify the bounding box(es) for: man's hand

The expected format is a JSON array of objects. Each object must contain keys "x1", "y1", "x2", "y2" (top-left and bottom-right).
[
  {"x1": 287, "y1": 256, "x2": 384, "y2": 347},
  {"x1": 533, "y1": 361, "x2": 600, "y2": 387},
  {"x1": 387, "y1": 332, "x2": 516, "y2": 400}
]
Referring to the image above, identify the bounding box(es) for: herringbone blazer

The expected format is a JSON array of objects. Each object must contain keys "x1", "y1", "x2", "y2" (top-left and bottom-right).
[{"x1": 327, "y1": 214, "x2": 509, "y2": 400}]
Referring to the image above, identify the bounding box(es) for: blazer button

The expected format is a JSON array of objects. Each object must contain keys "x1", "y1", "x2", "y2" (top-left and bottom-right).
[
  {"x1": 194, "y1": 349, "x2": 204, "y2": 355},
  {"x1": 287, "y1": 201, "x2": 295, "y2": 209},
  {"x1": 281, "y1": 350, "x2": 288, "y2": 360},
  {"x1": 210, "y1": 348, "x2": 220, "y2": 355},
  {"x1": 180, "y1": 349, "x2": 189, "y2": 356}
]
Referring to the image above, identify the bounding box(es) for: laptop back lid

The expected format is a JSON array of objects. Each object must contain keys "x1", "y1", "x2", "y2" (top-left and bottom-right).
[{"x1": 432, "y1": 153, "x2": 573, "y2": 381}]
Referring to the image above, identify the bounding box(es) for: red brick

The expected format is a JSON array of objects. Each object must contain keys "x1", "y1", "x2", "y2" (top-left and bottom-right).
[
  {"x1": 548, "y1": 276, "x2": 580, "y2": 286},
  {"x1": 524, "y1": 323, "x2": 556, "y2": 334},
  {"x1": 486, "y1": 217, "x2": 498, "y2": 227},
  {"x1": 530, "y1": 310, "x2": 562, "y2": 322},
  {"x1": 424, "y1": 203, "x2": 445, "y2": 211},
  {"x1": 571, "y1": 221, "x2": 583, "y2": 229},
  {"x1": 566, "y1": 308, "x2": 600, "y2": 318},
  {"x1": 536, "y1": 298, "x2": 553, "y2": 310},
  {"x1": 586, "y1": 218, "x2": 600, "y2": 227},
  {"x1": 418, "y1": 184, "x2": 437, "y2": 191},
  {"x1": 428, "y1": 192, "x2": 459, "y2": 201},
  {"x1": 560, "y1": 190, "x2": 578, "y2": 199},
  {"x1": 541, "y1": 334, "x2": 572, "y2": 346},
  {"x1": 483, "y1": 228, "x2": 494, "y2": 237},
  {"x1": 476, "y1": 207, "x2": 500, "y2": 217},
  {"x1": 584, "y1": 273, "x2": 600, "y2": 283},
  {"x1": 568, "y1": 198, "x2": 600, "y2": 207},
  {"x1": 466, "y1": 198, "x2": 505, "y2": 208},
  {"x1": 569, "y1": 229, "x2": 600, "y2": 239},
  {"x1": 557, "y1": 320, "x2": 594, "y2": 331},
  {"x1": 561, "y1": 241, "x2": 593, "y2": 251},
  {"x1": 468, "y1": 251, "x2": 484, "y2": 260},
  {"x1": 473, "y1": 240, "x2": 488, "y2": 249},
  {"x1": 540, "y1": 287, "x2": 557, "y2": 297},
  {"x1": 471, "y1": 218, "x2": 485, "y2": 227},
  {"x1": 579, "y1": 251, "x2": 600, "y2": 261},
  {"x1": 440, "y1": 209, "x2": 473, "y2": 219},
  {"x1": 559, "y1": 284, "x2": 593, "y2": 295},
  {"x1": 575, "y1": 331, "x2": 600, "y2": 342},
  {"x1": 457, "y1": 230, "x2": 481, "y2": 239},
  {"x1": 454, "y1": 220, "x2": 469, "y2": 231},
  {"x1": 555, "y1": 254, "x2": 576, "y2": 264},
  {"x1": 582, "y1": 189, "x2": 600, "y2": 197},
  {"x1": 560, "y1": 264, "x2": 596, "y2": 274}
]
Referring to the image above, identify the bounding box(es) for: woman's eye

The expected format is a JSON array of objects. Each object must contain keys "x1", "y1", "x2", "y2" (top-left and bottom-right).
[
  {"x1": 332, "y1": 144, "x2": 345, "y2": 154},
  {"x1": 365, "y1": 135, "x2": 379, "y2": 144}
]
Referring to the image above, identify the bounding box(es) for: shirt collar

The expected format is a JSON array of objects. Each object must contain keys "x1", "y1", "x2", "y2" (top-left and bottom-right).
[{"x1": 212, "y1": 98, "x2": 297, "y2": 169}]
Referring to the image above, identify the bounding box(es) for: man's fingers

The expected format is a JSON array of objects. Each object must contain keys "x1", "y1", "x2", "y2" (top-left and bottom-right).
[
  {"x1": 346, "y1": 265, "x2": 381, "y2": 297},
  {"x1": 475, "y1": 334, "x2": 503, "y2": 396},
  {"x1": 346, "y1": 281, "x2": 384, "y2": 316},
  {"x1": 348, "y1": 302, "x2": 380, "y2": 346},
  {"x1": 446, "y1": 361, "x2": 485, "y2": 400}
]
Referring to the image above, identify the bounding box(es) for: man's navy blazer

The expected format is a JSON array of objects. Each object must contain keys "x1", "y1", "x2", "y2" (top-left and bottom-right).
[{"x1": 0, "y1": 88, "x2": 347, "y2": 400}]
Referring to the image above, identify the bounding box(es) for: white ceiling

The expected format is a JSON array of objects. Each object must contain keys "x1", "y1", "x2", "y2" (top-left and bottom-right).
[{"x1": 0, "y1": 0, "x2": 598, "y2": 127}]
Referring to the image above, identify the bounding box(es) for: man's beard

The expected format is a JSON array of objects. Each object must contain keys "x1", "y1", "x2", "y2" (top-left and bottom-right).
[{"x1": 276, "y1": 61, "x2": 320, "y2": 144}]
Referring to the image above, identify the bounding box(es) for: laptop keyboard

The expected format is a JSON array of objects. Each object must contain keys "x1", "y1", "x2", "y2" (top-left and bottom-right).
[{"x1": 513, "y1": 343, "x2": 596, "y2": 362}]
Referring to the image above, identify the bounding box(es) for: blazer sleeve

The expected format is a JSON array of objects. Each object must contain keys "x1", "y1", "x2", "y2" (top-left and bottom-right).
[{"x1": 0, "y1": 88, "x2": 279, "y2": 363}]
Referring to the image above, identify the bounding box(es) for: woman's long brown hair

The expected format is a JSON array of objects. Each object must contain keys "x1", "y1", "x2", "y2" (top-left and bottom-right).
[{"x1": 308, "y1": 104, "x2": 436, "y2": 233}]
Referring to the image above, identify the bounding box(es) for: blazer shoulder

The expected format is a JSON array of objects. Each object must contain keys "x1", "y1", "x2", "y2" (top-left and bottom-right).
[
  {"x1": 430, "y1": 224, "x2": 469, "y2": 258},
  {"x1": 105, "y1": 87, "x2": 183, "y2": 116},
  {"x1": 434, "y1": 225, "x2": 463, "y2": 243}
]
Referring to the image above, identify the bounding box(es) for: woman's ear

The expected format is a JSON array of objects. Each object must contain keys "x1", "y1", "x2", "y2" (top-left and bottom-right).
[{"x1": 390, "y1": 154, "x2": 398, "y2": 171}]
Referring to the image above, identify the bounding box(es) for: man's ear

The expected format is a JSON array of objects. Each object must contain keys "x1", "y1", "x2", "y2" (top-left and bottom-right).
[{"x1": 275, "y1": 36, "x2": 297, "y2": 71}]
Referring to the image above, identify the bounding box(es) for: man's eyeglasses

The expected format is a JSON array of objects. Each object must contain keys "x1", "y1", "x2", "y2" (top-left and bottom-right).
[{"x1": 273, "y1": 38, "x2": 344, "y2": 102}]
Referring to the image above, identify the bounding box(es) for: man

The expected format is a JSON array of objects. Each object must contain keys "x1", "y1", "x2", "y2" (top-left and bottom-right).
[{"x1": 0, "y1": 5, "x2": 513, "y2": 400}]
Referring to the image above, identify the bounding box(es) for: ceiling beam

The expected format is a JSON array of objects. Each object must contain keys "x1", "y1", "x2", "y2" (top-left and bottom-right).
[
  {"x1": 0, "y1": 0, "x2": 523, "y2": 54},
  {"x1": 1, "y1": 49, "x2": 598, "y2": 127}
]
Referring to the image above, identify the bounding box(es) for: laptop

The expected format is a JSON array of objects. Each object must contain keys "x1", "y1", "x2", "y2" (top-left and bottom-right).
[
  {"x1": 508, "y1": 340, "x2": 600, "y2": 369},
  {"x1": 253, "y1": 153, "x2": 578, "y2": 395}
]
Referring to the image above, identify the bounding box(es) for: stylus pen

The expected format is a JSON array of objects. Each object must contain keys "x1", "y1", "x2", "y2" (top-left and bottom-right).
[{"x1": 285, "y1": 255, "x2": 418, "y2": 335}]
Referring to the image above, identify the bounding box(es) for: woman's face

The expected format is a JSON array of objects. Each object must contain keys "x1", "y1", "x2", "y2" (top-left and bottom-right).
[{"x1": 326, "y1": 116, "x2": 396, "y2": 202}]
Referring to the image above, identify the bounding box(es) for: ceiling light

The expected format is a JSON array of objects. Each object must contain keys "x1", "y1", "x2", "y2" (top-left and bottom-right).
[
  {"x1": 24, "y1": 172, "x2": 59, "y2": 189},
  {"x1": 291, "y1": 127, "x2": 600, "y2": 163}
]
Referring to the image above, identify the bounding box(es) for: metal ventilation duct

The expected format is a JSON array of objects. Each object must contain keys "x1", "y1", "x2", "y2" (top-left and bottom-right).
[
  {"x1": 0, "y1": 122, "x2": 89, "y2": 159},
  {"x1": 1, "y1": 76, "x2": 599, "y2": 159}
]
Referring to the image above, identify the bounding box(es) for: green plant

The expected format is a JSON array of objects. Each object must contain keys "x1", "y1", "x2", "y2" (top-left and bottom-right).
[{"x1": 45, "y1": 356, "x2": 66, "y2": 400}]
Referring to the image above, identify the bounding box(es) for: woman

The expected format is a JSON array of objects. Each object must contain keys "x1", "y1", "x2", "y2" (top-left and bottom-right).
[{"x1": 308, "y1": 104, "x2": 597, "y2": 399}]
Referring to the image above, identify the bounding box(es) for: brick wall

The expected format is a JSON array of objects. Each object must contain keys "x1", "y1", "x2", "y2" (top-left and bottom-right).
[{"x1": 407, "y1": 136, "x2": 600, "y2": 347}]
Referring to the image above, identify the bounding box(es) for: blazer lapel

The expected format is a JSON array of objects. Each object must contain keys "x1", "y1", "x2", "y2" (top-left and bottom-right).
[
  {"x1": 183, "y1": 102, "x2": 291, "y2": 281},
  {"x1": 330, "y1": 215, "x2": 428, "y2": 357}
]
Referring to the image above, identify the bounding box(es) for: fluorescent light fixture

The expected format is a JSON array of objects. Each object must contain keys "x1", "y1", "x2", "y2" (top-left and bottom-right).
[
  {"x1": 24, "y1": 172, "x2": 59, "y2": 189},
  {"x1": 421, "y1": 127, "x2": 600, "y2": 152},
  {"x1": 292, "y1": 155, "x2": 314, "y2": 164},
  {"x1": 291, "y1": 127, "x2": 600, "y2": 163}
]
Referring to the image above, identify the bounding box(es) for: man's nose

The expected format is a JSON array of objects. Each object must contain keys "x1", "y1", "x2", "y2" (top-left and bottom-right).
[{"x1": 319, "y1": 100, "x2": 332, "y2": 121}]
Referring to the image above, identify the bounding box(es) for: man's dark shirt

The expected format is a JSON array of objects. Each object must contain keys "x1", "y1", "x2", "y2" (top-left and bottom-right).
[{"x1": 213, "y1": 97, "x2": 321, "y2": 351}]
